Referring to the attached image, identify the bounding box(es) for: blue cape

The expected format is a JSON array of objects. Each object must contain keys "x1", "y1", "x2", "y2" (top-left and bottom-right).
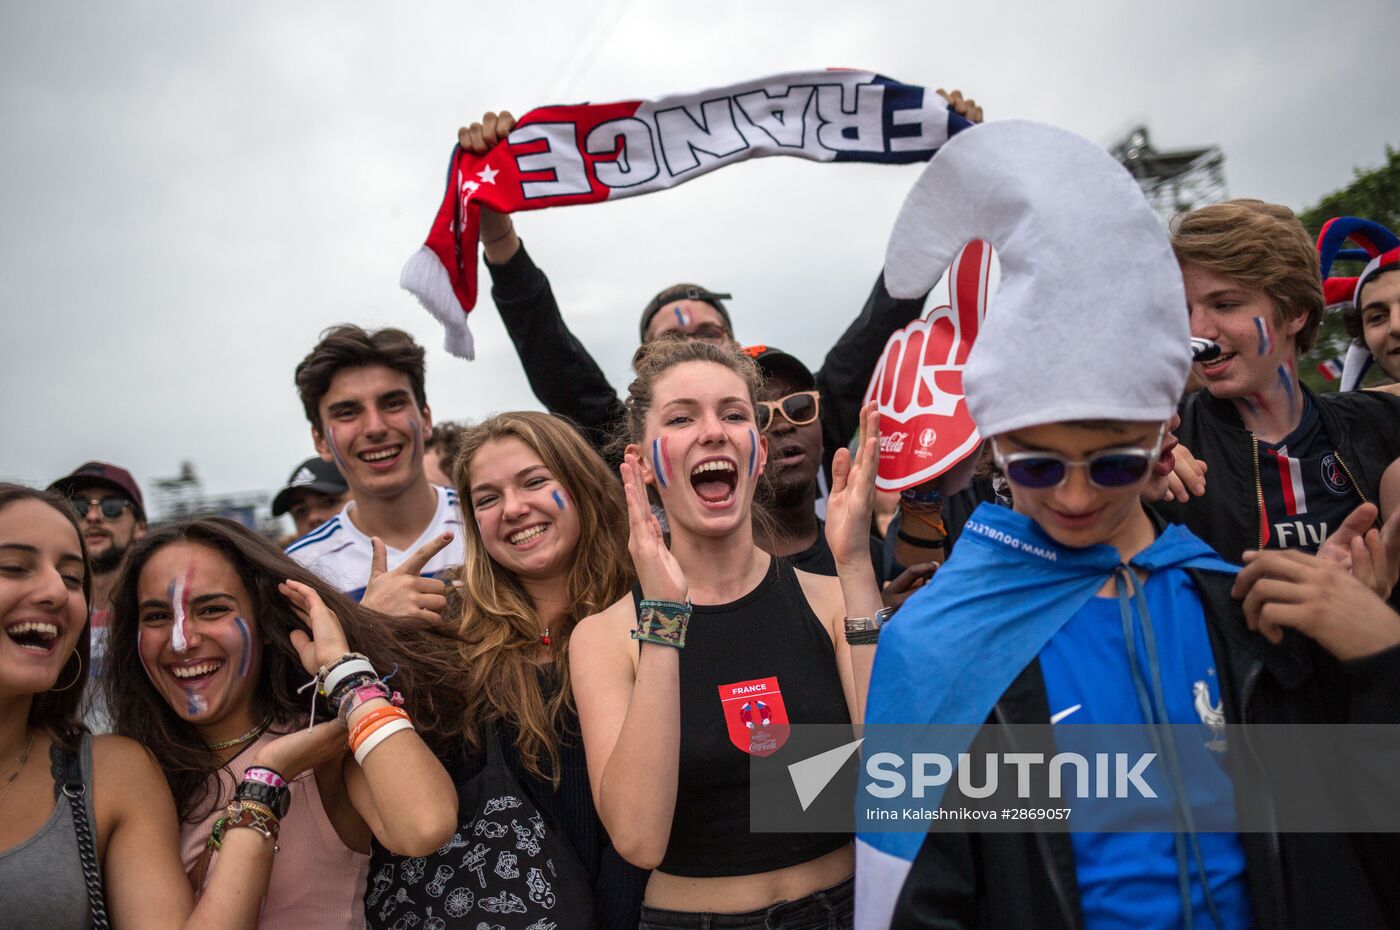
[{"x1": 860, "y1": 503, "x2": 1238, "y2": 865}]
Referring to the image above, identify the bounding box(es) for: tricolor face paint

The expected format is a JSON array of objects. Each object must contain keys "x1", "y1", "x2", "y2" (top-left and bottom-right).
[
  {"x1": 673, "y1": 305, "x2": 690, "y2": 329},
  {"x1": 1278, "y1": 363, "x2": 1296, "y2": 413},
  {"x1": 136, "y1": 541, "x2": 263, "y2": 732},
  {"x1": 651, "y1": 437, "x2": 671, "y2": 489},
  {"x1": 551, "y1": 489, "x2": 567, "y2": 511},
  {"x1": 234, "y1": 616, "x2": 252, "y2": 679},
  {"x1": 326, "y1": 424, "x2": 352, "y2": 474},
  {"x1": 168, "y1": 567, "x2": 194, "y2": 653},
  {"x1": 747, "y1": 428, "x2": 758, "y2": 478},
  {"x1": 1253, "y1": 317, "x2": 1273, "y2": 355}
]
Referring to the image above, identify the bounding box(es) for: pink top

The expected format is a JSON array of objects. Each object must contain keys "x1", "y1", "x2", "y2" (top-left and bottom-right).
[{"x1": 181, "y1": 730, "x2": 368, "y2": 929}]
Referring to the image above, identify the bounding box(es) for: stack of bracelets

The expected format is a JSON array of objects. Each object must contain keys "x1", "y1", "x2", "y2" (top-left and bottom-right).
[
  {"x1": 317, "y1": 652, "x2": 412, "y2": 765},
  {"x1": 205, "y1": 653, "x2": 412, "y2": 860},
  {"x1": 208, "y1": 765, "x2": 289, "y2": 857},
  {"x1": 633, "y1": 599, "x2": 690, "y2": 649}
]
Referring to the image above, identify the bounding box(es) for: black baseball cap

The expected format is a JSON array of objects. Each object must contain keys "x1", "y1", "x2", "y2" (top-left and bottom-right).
[
  {"x1": 49, "y1": 461, "x2": 147, "y2": 522},
  {"x1": 271, "y1": 457, "x2": 349, "y2": 517},
  {"x1": 639, "y1": 284, "x2": 734, "y2": 341},
  {"x1": 743, "y1": 345, "x2": 817, "y2": 391}
]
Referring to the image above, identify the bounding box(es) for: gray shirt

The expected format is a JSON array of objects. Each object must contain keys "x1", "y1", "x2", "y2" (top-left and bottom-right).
[{"x1": 0, "y1": 732, "x2": 97, "y2": 930}]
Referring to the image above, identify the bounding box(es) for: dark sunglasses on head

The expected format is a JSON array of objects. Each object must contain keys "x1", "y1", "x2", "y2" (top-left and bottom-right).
[
  {"x1": 69, "y1": 496, "x2": 136, "y2": 521},
  {"x1": 756, "y1": 390, "x2": 820, "y2": 432},
  {"x1": 991, "y1": 426, "x2": 1166, "y2": 490}
]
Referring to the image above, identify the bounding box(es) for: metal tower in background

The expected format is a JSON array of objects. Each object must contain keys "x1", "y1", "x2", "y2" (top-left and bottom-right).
[{"x1": 1110, "y1": 126, "x2": 1227, "y2": 221}]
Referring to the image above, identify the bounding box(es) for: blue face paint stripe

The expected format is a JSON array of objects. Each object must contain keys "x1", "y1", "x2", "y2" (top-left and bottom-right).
[
  {"x1": 552, "y1": 490, "x2": 567, "y2": 511},
  {"x1": 234, "y1": 616, "x2": 252, "y2": 678},
  {"x1": 1278, "y1": 364, "x2": 1295, "y2": 409},
  {"x1": 1253, "y1": 316, "x2": 1271, "y2": 355},
  {"x1": 747, "y1": 429, "x2": 757, "y2": 477},
  {"x1": 652, "y1": 438, "x2": 668, "y2": 488},
  {"x1": 674, "y1": 306, "x2": 687, "y2": 328}
]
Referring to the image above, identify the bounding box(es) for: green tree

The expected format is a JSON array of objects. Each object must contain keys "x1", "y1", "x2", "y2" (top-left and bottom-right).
[{"x1": 1296, "y1": 145, "x2": 1400, "y2": 393}]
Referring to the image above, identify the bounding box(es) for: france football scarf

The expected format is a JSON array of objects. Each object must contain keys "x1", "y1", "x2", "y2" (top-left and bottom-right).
[
  {"x1": 855, "y1": 502, "x2": 1238, "y2": 930},
  {"x1": 401, "y1": 70, "x2": 974, "y2": 358}
]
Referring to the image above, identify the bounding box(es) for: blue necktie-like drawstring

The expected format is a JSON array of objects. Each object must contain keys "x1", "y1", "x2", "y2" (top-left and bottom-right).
[{"x1": 1113, "y1": 566, "x2": 1225, "y2": 930}]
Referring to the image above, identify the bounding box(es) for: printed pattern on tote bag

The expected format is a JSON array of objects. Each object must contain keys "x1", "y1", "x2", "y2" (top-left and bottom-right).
[{"x1": 368, "y1": 794, "x2": 566, "y2": 929}]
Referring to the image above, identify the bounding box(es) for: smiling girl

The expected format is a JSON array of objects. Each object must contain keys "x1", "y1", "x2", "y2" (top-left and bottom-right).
[
  {"x1": 0, "y1": 484, "x2": 345, "y2": 929},
  {"x1": 363, "y1": 411, "x2": 647, "y2": 930},
  {"x1": 103, "y1": 518, "x2": 463, "y2": 929},
  {"x1": 569, "y1": 338, "x2": 884, "y2": 927}
]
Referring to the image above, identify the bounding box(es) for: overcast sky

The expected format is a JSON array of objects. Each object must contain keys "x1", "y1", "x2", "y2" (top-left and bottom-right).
[{"x1": 3, "y1": 0, "x2": 1397, "y2": 515}]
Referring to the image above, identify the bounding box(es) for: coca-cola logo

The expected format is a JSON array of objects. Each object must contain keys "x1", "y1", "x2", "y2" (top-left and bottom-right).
[
  {"x1": 881, "y1": 432, "x2": 909, "y2": 453},
  {"x1": 863, "y1": 240, "x2": 992, "y2": 491}
]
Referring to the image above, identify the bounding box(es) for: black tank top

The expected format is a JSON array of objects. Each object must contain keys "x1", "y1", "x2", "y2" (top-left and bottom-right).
[{"x1": 631, "y1": 556, "x2": 851, "y2": 877}]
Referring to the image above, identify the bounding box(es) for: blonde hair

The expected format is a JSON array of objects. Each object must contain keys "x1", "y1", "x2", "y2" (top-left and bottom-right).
[
  {"x1": 1170, "y1": 199, "x2": 1324, "y2": 353},
  {"x1": 450, "y1": 412, "x2": 631, "y2": 783}
]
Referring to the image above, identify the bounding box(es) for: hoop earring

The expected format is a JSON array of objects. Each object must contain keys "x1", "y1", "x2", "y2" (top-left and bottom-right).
[{"x1": 50, "y1": 652, "x2": 83, "y2": 693}]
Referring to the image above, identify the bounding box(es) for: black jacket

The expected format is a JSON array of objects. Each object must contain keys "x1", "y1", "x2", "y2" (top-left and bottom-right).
[
  {"x1": 891, "y1": 566, "x2": 1400, "y2": 930},
  {"x1": 485, "y1": 243, "x2": 927, "y2": 474},
  {"x1": 1156, "y1": 385, "x2": 1400, "y2": 563}
]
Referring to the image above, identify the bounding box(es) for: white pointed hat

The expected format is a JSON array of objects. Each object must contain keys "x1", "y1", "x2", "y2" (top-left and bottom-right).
[{"x1": 884, "y1": 120, "x2": 1190, "y2": 437}]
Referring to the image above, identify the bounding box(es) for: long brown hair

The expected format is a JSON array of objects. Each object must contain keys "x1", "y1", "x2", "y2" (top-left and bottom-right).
[
  {"x1": 450, "y1": 412, "x2": 631, "y2": 783},
  {"x1": 104, "y1": 517, "x2": 469, "y2": 822},
  {"x1": 0, "y1": 484, "x2": 92, "y2": 746}
]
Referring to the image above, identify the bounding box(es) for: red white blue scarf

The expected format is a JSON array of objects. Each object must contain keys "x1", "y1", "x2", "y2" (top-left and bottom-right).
[{"x1": 401, "y1": 70, "x2": 973, "y2": 357}]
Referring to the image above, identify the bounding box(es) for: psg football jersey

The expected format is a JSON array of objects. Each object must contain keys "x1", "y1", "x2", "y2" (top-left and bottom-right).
[{"x1": 1255, "y1": 398, "x2": 1360, "y2": 551}]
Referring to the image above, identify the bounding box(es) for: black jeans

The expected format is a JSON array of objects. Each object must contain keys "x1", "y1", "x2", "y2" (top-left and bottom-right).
[{"x1": 637, "y1": 876, "x2": 853, "y2": 930}]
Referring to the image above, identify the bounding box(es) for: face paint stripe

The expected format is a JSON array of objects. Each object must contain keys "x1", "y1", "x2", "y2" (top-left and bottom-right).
[
  {"x1": 551, "y1": 490, "x2": 567, "y2": 511},
  {"x1": 169, "y1": 577, "x2": 187, "y2": 653},
  {"x1": 747, "y1": 428, "x2": 757, "y2": 478},
  {"x1": 1253, "y1": 316, "x2": 1272, "y2": 355},
  {"x1": 234, "y1": 616, "x2": 252, "y2": 678},
  {"x1": 673, "y1": 306, "x2": 689, "y2": 328},
  {"x1": 652, "y1": 437, "x2": 668, "y2": 488},
  {"x1": 1278, "y1": 364, "x2": 1296, "y2": 412},
  {"x1": 327, "y1": 425, "x2": 351, "y2": 473}
]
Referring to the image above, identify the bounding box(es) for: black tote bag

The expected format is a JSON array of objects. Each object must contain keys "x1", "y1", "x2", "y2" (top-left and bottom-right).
[{"x1": 366, "y1": 726, "x2": 597, "y2": 929}]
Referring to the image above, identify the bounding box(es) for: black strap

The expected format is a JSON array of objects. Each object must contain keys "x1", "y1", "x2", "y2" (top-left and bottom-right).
[
  {"x1": 50, "y1": 730, "x2": 110, "y2": 930},
  {"x1": 896, "y1": 528, "x2": 947, "y2": 549}
]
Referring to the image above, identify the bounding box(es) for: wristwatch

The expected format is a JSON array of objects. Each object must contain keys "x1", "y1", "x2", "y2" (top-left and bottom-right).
[
  {"x1": 236, "y1": 777, "x2": 291, "y2": 819},
  {"x1": 844, "y1": 607, "x2": 894, "y2": 635}
]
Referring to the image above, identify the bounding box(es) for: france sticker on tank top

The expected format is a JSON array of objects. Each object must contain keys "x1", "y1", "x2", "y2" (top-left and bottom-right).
[{"x1": 719, "y1": 676, "x2": 790, "y2": 756}]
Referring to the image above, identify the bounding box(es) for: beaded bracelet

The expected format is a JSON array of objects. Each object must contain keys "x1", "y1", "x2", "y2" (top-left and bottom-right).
[{"x1": 632, "y1": 599, "x2": 690, "y2": 649}]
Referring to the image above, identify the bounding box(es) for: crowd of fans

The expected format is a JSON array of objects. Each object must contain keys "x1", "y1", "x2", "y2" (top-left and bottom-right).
[{"x1": 3, "y1": 93, "x2": 1399, "y2": 930}]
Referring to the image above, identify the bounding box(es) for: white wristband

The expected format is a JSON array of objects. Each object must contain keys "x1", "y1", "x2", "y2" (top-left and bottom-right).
[
  {"x1": 322, "y1": 658, "x2": 377, "y2": 701},
  {"x1": 353, "y1": 718, "x2": 415, "y2": 766}
]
